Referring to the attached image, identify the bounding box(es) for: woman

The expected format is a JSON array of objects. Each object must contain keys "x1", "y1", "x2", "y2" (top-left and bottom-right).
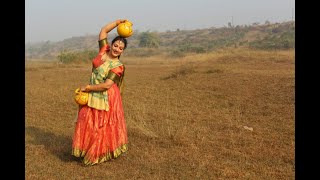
[{"x1": 71, "y1": 19, "x2": 129, "y2": 166}]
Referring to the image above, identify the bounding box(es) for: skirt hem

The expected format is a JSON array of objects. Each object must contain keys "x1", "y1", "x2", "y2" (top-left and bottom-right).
[{"x1": 72, "y1": 144, "x2": 128, "y2": 166}]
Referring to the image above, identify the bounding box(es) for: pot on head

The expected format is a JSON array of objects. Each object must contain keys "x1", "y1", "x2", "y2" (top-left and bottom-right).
[{"x1": 117, "y1": 20, "x2": 133, "y2": 38}]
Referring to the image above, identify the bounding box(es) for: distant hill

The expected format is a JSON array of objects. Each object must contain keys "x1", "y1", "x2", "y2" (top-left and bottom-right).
[{"x1": 25, "y1": 21, "x2": 294, "y2": 60}]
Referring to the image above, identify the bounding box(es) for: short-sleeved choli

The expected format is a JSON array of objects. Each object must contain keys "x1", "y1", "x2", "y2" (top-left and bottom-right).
[{"x1": 92, "y1": 38, "x2": 110, "y2": 68}]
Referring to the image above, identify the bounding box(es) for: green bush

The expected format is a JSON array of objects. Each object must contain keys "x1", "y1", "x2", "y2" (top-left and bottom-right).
[
  {"x1": 125, "y1": 48, "x2": 162, "y2": 57},
  {"x1": 138, "y1": 32, "x2": 161, "y2": 48},
  {"x1": 57, "y1": 49, "x2": 98, "y2": 63}
]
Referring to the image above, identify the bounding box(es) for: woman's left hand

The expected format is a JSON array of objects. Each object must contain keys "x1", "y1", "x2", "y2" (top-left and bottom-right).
[{"x1": 80, "y1": 85, "x2": 88, "y2": 92}]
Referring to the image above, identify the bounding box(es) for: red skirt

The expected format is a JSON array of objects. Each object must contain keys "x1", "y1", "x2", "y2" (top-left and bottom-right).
[{"x1": 71, "y1": 84, "x2": 128, "y2": 165}]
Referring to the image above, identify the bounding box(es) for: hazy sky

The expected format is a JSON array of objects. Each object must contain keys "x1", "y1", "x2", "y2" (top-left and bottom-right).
[{"x1": 25, "y1": 0, "x2": 295, "y2": 43}]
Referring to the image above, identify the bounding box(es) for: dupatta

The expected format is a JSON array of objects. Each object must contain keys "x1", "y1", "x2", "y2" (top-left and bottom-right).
[{"x1": 87, "y1": 57, "x2": 123, "y2": 111}]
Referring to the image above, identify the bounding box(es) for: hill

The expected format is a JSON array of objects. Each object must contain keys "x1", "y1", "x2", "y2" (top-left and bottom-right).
[{"x1": 25, "y1": 21, "x2": 295, "y2": 60}]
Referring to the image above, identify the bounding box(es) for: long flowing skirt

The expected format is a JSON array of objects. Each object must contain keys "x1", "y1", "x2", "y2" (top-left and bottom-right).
[{"x1": 71, "y1": 84, "x2": 128, "y2": 165}]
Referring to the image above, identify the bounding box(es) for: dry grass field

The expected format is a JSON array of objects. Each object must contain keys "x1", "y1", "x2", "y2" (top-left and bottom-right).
[{"x1": 25, "y1": 48, "x2": 295, "y2": 179}]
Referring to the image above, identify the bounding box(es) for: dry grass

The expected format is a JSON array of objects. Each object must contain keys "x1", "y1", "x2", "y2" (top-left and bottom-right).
[{"x1": 25, "y1": 48, "x2": 295, "y2": 179}]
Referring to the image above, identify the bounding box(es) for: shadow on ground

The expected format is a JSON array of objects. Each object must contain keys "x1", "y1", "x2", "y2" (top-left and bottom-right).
[{"x1": 26, "y1": 126, "x2": 79, "y2": 162}]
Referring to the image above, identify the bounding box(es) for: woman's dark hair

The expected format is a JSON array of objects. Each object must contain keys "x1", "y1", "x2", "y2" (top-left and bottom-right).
[{"x1": 111, "y1": 36, "x2": 128, "y2": 59}]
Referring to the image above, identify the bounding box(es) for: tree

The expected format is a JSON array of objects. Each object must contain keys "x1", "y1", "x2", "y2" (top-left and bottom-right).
[{"x1": 138, "y1": 32, "x2": 161, "y2": 48}]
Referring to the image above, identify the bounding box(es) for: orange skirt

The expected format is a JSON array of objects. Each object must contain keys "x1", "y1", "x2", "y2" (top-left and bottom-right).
[{"x1": 71, "y1": 84, "x2": 128, "y2": 165}]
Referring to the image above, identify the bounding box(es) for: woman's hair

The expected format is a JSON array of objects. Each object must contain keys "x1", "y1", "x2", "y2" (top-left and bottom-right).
[
  {"x1": 111, "y1": 36, "x2": 128, "y2": 59},
  {"x1": 112, "y1": 36, "x2": 128, "y2": 49}
]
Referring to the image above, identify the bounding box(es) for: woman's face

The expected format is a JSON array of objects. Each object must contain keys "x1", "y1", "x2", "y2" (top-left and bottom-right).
[{"x1": 110, "y1": 40, "x2": 125, "y2": 57}]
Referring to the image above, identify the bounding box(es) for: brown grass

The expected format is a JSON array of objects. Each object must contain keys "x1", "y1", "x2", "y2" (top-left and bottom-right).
[{"x1": 25, "y1": 48, "x2": 295, "y2": 179}]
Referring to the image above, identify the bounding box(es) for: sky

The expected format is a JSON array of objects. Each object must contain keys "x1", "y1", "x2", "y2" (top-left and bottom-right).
[{"x1": 25, "y1": 0, "x2": 295, "y2": 43}]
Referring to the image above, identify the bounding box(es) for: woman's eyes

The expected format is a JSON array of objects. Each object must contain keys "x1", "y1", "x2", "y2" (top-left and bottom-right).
[{"x1": 113, "y1": 45, "x2": 123, "y2": 50}]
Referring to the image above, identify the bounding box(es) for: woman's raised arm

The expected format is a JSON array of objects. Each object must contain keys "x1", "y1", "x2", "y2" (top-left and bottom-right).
[{"x1": 99, "y1": 19, "x2": 127, "y2": 41}]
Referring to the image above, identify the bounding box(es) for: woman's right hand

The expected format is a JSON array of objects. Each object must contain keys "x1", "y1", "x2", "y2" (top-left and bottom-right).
[
  {"x1": 116, "y1": 19, "x2": 127, "y2": 25},
  {"x1": 99, "y1": 19, "x2": 128, "y2": 42}
]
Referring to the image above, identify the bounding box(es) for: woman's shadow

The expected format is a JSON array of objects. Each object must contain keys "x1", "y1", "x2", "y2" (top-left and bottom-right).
[{"x1": 26, "y1": 126, "x2": 80, "y2": 163}]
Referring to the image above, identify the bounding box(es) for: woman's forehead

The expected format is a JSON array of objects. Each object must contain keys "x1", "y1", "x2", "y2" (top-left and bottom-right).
[{"x1": 113, "y1": 40, "x2": 124, "y2": 46}]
